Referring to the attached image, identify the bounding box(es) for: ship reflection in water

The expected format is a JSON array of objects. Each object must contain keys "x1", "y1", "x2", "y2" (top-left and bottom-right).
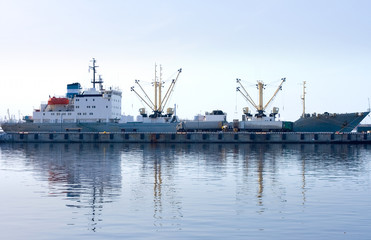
[
  {"x1": 0, "y1": 143, "x2": 370, "y2": 239},
  {"x1": 2, "y1": 143, "x2": 123, "y2": 232}
]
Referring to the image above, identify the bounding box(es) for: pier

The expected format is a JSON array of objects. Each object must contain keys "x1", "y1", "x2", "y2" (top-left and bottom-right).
[{"x1": 1, "y1": 132, "x2": 371, "y2": 143}]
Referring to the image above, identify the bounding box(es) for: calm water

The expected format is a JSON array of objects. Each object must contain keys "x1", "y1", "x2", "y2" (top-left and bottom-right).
[{"x1": 0, "y1": 143, "x2": 370, "y2": 240}]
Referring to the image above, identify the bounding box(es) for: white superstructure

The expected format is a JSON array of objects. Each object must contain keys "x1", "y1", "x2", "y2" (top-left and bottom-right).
[
  {"x1": 33, "y1": 88, "x2": 122, "y2": 124},
  {"x1": 32, "y1": 59, "x2": 123, "y2": 124}
]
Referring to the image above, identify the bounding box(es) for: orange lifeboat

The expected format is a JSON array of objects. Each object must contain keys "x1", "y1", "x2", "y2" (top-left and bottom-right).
[{"x1": 48, "y1": 97, "x2": 69, "y2": 105}]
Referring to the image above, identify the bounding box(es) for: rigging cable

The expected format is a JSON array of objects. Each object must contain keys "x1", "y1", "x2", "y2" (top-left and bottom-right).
[{"x1": 235, "y1": 87, "x2": 238, "y2": 114}]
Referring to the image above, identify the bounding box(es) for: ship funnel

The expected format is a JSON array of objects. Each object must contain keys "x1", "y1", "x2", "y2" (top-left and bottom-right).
[{"x1": 66, "y1": 83, "x2": 82, "y2": 98}]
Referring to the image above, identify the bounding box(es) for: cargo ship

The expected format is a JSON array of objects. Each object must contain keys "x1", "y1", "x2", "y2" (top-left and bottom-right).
[
  {"x1": 293, "y1": 81, "x2": 369, "y2": 132},
  {"x1": 1, "y1": 59, "x2": 182, "y2": 133},
  {"x1": 1, "y1": 61, "x2": 368, "y2": 135},
  {"x1": 1, "y1": 74, "x2": 295, "y2": 133}
]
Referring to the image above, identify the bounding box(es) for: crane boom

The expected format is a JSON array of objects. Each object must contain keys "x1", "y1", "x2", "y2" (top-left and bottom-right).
[
  {"x1": 236, "y1": 78, "x2": 258, "y2": 110},
  {"x1": 130, "y1": 86, "x2": 155, "y2": 111},
  {"x1": 263, "y1": 78, "x2": 286, "y2": 110},
  {"x1": 236, "y1": 87, "x2": 258, "y2": 109},
  {"x1": 135, "y1": 79, "x2": 155, "y2": 108},
  {"x1": 160, "y1": 68, "x2": 182, "y2": 112}
]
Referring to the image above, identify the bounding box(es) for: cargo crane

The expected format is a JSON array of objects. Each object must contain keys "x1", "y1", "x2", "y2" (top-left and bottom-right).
[
  {"x1": 131, "y1": 65, "x2": 182, "y2": 119},
  {"x1": 234, "y1": 77, "x2": 293, "y2": 132},
  {"x1": 236, "y1": 78, "x2": 286, "y2": 118}
]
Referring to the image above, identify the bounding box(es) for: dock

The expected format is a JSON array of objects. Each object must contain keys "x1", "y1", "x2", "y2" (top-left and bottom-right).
[{"x1": 1, "y1": 132, "x2": 371, "y2": 143}]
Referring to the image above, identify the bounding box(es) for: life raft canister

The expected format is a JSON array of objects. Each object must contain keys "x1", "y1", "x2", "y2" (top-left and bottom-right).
[{"x1": 48, "y1": 97, "x2": 69, "y2": 105}]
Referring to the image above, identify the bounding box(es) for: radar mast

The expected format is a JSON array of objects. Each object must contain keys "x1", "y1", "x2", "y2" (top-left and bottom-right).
[{"x1": 89, "y1": 58, "x2": 103, "y2": 89}]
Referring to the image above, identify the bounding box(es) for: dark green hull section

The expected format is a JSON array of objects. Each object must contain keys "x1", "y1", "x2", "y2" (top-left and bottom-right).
[{"x1": 293, "y1": 112, "x2": 369, "y2": 132}]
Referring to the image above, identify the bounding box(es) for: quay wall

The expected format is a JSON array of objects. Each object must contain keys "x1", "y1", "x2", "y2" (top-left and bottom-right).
[{"x1": 1, "y1": 132, "x2": 371, "y2": 143}]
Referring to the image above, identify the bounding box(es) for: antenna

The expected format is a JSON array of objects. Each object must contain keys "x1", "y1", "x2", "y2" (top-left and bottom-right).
[
  {"x1": 368, "y1": 97, "x2": 370, "y2": 112},
  {"x1": 89, "y1": 58, "x2": 99, "y2": 89},
  {"x1": 98, "y1": 75, "x2": 104, "y2": 90}
]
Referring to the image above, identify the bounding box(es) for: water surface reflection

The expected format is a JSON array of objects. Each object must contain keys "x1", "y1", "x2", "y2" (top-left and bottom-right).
[{"x1": 0, "y1": 143, "x2": 370, "y2": 239}]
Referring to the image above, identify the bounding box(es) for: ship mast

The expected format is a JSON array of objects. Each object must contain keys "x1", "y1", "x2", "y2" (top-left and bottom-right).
[
  {"x1": 89, "y1": 58, "x2": 100, "y2": 89},
  {"x1": 257, "y1": 81, "x2": 265, "y2": 114},
  {"x1": 301, "y1": 81, "x2": 306, "y2": 118},
  {"x1": 158, "y1": 65, "x2": 163, "y2": 114},
  {"x1": 154, "y1": 63, "x2": 158, "y2": 112}
]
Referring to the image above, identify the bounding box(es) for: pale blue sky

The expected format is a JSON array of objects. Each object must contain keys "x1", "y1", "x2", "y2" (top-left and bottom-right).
[{"x1": 1, "y1": 0, "x2": 370, "y2": 122}]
